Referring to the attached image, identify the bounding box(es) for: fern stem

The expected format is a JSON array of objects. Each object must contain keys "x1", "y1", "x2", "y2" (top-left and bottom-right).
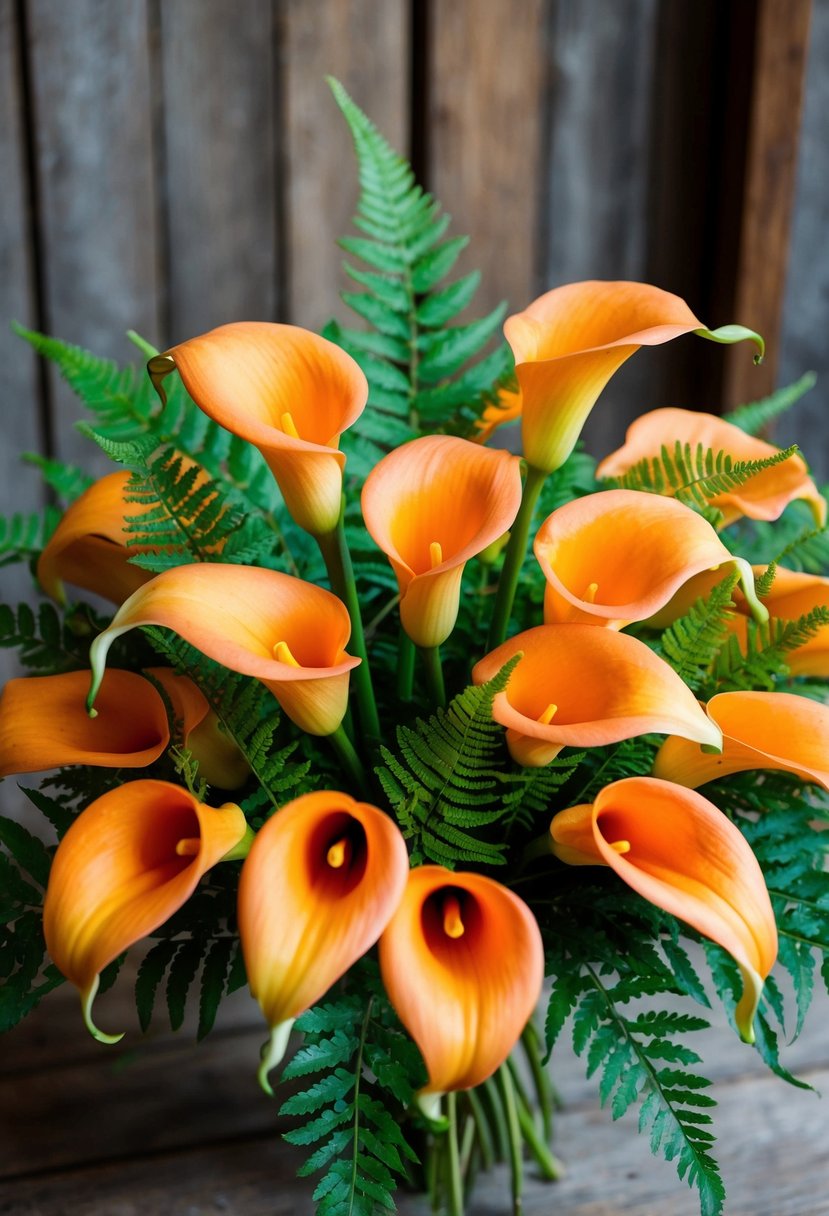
[
  {"x1": 317, "y1": 514, "x2": 381, "y2": 740},
  {"x1": 445, "y1": 1092, "x2": 465, "y2": 1216},
  {"x1": 398, "y1": 629, "x2": 416, "y2": 700},
  {"x1": 329, "y1": 725, "x2": 371, "y2": 799},
  {"x1": 496, "y1": 1063, "x2": 524, "y2": 1215},
  {"x1": 487, "y1": 464, "x2": 547, "y2": 651},
  {"x1": 419, "y1": 644, "x2": 446, "y2": 708},
  {"x1": 347, "y1": 996, "x2": 374, "y2": 1216}
]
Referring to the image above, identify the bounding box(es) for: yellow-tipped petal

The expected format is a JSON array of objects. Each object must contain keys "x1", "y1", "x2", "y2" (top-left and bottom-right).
[
  {"x1": 238, "y1": 791, "x2": 409, "y2": 1042},
  {"x1": 43, "y1": 780, "x2": 248, "y2": 1040},
  {"x1": 379, "y1": 867, "x2": 544, "y2": 1094},
  {"x1": 472, "y1": 624, "x2": 721, "y2": 767},
  {"x1": 598, "y1": 407, "x2": 826, "y2": 528},
  {"x1": 653, "y1": 690, "x2": 829, "y2": 790},
  {"x1": 151, "y1": 322, "x2": 368, "y2": 536},
  {"x1": 362, "y1": 435, "x2": 522, "y2": 647},
  {"x1": 534, "y1": 489, "x2": 766, "y2": 628},
  {"x1": 550, "y1": 777, "x2": 777, "y2": 1041},
  {"x1": 87, "y1": 563, "x2": 359, "y2": 736}
]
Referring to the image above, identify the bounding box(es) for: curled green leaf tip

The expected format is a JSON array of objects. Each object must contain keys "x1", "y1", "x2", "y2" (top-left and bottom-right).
[
  {"x1": 694, "y1": 324, "x2": 765, "y2": 363},
  {"x1": 257, "y1": 1019, "x2": 294, "y2": 1098},
  {"x1": 82, "y1": 978, "x2": 125, "y2": 1046}
]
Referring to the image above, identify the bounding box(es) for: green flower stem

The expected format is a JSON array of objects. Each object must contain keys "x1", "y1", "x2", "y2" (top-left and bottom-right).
[
  {"x1": 419, "y1": 644, "x2": 446, "y2": 708},
  {"x1": 398, "y1": 629, "x2": 416, "y2": 701},
  {"x1": 496, "y1": 1063, "x2": 524, "y2": 1215},
  {"x1": 486, "y1": 463, "x2": 547, "y2": 652},
  {"x1": 480, "y1": 1075, "x2": 510, "y2": 1161},
  {"x1": 328, "y1": 724, "x2": 370, "y2": 799},
  {"x1": 446, "y1": 1091, "x2": 465, "y2": 1216},
  {"x1": 465, "y1": 1088, "x2": 495, "y2": 1172},
  {"x1": 513, "y1": 1087, "x2": 564, "y2": 1181},
  {"x1": 521, "y1": 1022, "x2": 555, "y2": 1142},
  {"x1": 316, "y1": 515, "x2": 380, "y2": 741}
]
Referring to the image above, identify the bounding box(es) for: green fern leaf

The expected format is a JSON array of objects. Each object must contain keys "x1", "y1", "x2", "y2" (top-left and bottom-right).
[
  {"x1": 657, "y1": 571, "x2": 740, "y2": 692},
  {"x1": 723, "y1": 371, "x2": 816, "y2": 435}
]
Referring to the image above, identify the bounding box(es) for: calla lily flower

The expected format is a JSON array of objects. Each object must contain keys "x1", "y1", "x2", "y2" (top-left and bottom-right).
[
  {"x1": 148, "y1": 322, "x2": 368, "y2": 537},
  {"x1": 549, "y1": 776, "x2": 778, "y2": 1042},
  {"x1": 87, "y1": 563, "x2": 359, "y2": 736},
  {"x1": 147, "y1": 668, "x2": 249, "y2": 789},
  {"x1": 534, "y1": 489, "x2": 767, "y2": 629},
  {"x1": 37, "y1": 471, "x2": 154, "y2": 606},
  {"x1": 43, "y1": 779, "x2": 249, "y2": 1042},
  {"x1": 473, "y1": 384, "x2": 522, "y2": 444},
  {"x1": 597, "y1": 407, "x2": 826, "y2": 528},
  {"x1": 379, "y1": 865, "x2": 544, "y2": 1110},
  {"x1": 361, "y1": 435, "x2": 523, "y2": 648},
  {"x1": 472, "y1": 624, "x2": 721, "y2": 767},
  {"x1": 237, "y1": 790, "x2": 409, "y2": 1092},
  {"x1": 503, "y1": 281, "x2": 762, "y2": 474},
  {"x1": 729, "y1": 567, "x2": 829, "y2": 677},
  {"x1": 653, "y1": 691, "x2": 829, "y2": 790}
]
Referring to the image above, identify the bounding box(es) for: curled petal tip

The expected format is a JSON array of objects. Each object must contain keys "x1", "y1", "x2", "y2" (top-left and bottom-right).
[
  {"x1": 735, "y1": 966, "x2": 765, "y2": 1045},
  {"x1": 82, "y1": 978, "x2": 124, "y2": 1046},
  {"x1": 734, "y1": 558, "x2": 769, "y2": 623},
  {"x1": 416, "y1": 1091, "x2": 448, "y2": 1129},
  {"x1": 257, "y1": 1019, "x2": 294, "y2": 1096}
]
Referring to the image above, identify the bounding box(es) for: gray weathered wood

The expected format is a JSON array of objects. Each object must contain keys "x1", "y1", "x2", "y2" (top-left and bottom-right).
[
  {"x1": 159, "y1": 0, "x2": 280, "y2": 343},
  {"x1": 282, "y1": 0, "x2": 409, "y2": 332}
]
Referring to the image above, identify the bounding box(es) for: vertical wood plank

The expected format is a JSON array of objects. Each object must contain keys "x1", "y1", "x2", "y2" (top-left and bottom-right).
[
  {"x1": 721, "y1": 0, "x2": 812, "y2": 407},
  {"x1": 159, "y1": 0, "x2": 279, "y2": 344},
  {"x1": 778, "y1": 0, "x2": 829, "y2": 483},
  {"x1": 282, "y1": 0, "x2": 409, "y2": 333},
  {"x1": 26, "y1": 0, "x2": 161, "y2": 469},
  {"x1": 428, "y1": 0, "x2": 546, "y2": 319}
]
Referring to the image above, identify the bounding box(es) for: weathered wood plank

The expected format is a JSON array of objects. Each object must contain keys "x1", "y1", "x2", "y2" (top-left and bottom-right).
[
  {"x1": 25, "y1": 0, "x2": 161, "y2": 470},
  {"x1": 428, "y1": 0, "x2": 546, "y2": 320},
  {"x1": 721, "y1": 0, "x2": 812, "y2": 408},
  {"x1": 281, "y1": 0, "x2": 409, "y2": 332},
  {"x1": 158, "y1": 0, "x2": 280, "y2": 343},
  {"x1": 778, "y1": 0, "x2": 829, "y2": 484}
]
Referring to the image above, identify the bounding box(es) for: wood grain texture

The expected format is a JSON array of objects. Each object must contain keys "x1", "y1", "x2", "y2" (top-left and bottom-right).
[
  {"x1": 721, "y1": 0, "x2": 812, "y2": 408},
  {"x1": 158, "y1": 0, "x2": 280, "y2": 344},
  {"x1": 25, "y1": 0, "x2": 161, "y2": 469},
  {"x1": 282, "y1": 0, "x2": 409, "y2": 332},
  {"x1": 428, "y1": 0, "x2": 546, "y2": 319}
]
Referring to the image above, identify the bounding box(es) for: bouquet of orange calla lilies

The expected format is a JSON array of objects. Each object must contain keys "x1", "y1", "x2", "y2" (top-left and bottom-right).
[{"x1": 2, "y1": 83, "x2": 829, "y2": 1216}]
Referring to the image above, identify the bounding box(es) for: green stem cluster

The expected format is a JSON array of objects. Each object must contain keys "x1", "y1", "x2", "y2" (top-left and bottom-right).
[{"x1": 486, "y1": 464, "x2": 547, "y2": 652}]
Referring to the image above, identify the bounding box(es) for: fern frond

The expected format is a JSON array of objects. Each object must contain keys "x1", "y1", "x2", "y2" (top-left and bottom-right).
[
  {"x1": 712, "y1": 607, "x2": 829, "y2": 691},
  {"x1": 723, "y1": 372, "x2": 816, "y2": 435},
  {"x1": 23, "y1": 453, "x2": 94, "y2": 503},
  {"x1": 0, "y1": 507, "x2": 61, "y2": 568},
  {"x1": 657, "y1": 571, "x2": 740, "y2": 692},
  {"x1": 769, "y1": 525, "x2": 829, "y2": 576}
]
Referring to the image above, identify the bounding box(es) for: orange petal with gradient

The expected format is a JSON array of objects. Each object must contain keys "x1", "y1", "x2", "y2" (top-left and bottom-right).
[
  {"x1": 472, "y1": 624, "x2": 721, "y2": 766},
  {"x1": 149, "y1": 322, "x2": 368, "y2": 536},
  {"x1": 43, "y1": 779, "x2": 248, "y2": 1042},
  {"x1": 534, "y1": 489, "x2": 766, "y2": 628},
  {"x1": 653, "y1": 690, "x2": 829, "y2": 790},
  {"x1": 597, "y1": 407, "x2": 826, "y2": 528},
  {"x1": 0, "y1": 669, "x2": 171, "y2": 776},
  {"x1": 549, "y1": 776, "x2": 777, "y2": 1042},
  {"x1": 361, "y1": 435, "x2": 522, "y2": 647},
  {"x1": 87, "y1": 563, "x2": 359, "y2": 736},
  {"x1": 473, "y1": 384, "x2": 523, "y2": 444},
  {"x1": 379, "y1": 866, "x2": 544, "y2": 1103},
  {"x1": 237, "y1": 790, "x2": 409, "y2": 1091},
  {"x1": 504, "y1": 282, "x2": 704, "y2": 473},
  {"x1": 734, "y1": 567, "x2": 829, "y2": 677}
]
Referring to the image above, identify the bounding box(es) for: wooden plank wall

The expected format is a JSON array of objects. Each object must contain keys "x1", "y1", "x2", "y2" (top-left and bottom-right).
[{"x1": 0, "y1": 0, "x2": 821, "y2": 560}]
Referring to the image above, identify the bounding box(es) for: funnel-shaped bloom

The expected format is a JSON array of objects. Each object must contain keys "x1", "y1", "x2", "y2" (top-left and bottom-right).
[
  {"x1": 472, "y1": 624, "x2": 721, "y2": 766},
  {"x1": 653, "y1": 691, "x2": 829, "y2": 791},
  {"x1": 549, "y1": 777, "x2": 777, "y2": 1042},
  {"x1": 361, "y1": 436, "x2": 522, "y2": 647},
  {"x1": 87, "y1": 563, "x2": 359, "y2": 736},
  {"x1": 237, "y1": 790, "x2": 409, "y2": 1091},
  {"x1": 379, "y1": 866, "x2": 544, "y2": 1104},
  {"x1": 504, "y1": 281, "x2": 753, "y2": 474},
  {"x1": 37, "y1": 471, "x2": 155, "y2": 606},
  {"x1": 43, "y1": 779, "x2": 248, "y2": 1042},
  {"x1": 597, "y1": 408, "x2": 826, "y2": 528},
  {"x1": 534, "y1": 489, "x2": 766, "y2": 629},
  {"x1": 149, "y1": 322, "x2": 368, "y2": 536},
  {"x1": 0, "y1": 668, "x2": 174, "y2": 776}
]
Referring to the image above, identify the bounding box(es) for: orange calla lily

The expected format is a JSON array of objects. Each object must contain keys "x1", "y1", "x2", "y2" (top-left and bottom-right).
[
  {"x1": 503, "y1": 281, "x2": 761, "y2": 474},
  {"x1": 379, "y1": 866, "x2": 544, "y2": 1109},
  {"x1": 361, "y1": 435, "x2": 522, "y2": 647},
  {"x1": 43, "y1": 779, "x2": 249, "y2": 1042},
  {"x1": 0, "y1": 669, "x2": 171, "y2": 776},
  {"x1": 597, "y1": 407, "x2": 826, "y2": 528},
  {"x1": 472, "y1": 624, "x2": 721, "y2": 767},
  {"x1": 534, "y1": 489, "x2": 766, "y2": 629},
  {"x1": 87, "y1": 563, "x2": 359, "y2": 736},
  {"x1": 473, "y1": 384, "x2": 522, "y2": 444},
  {"x1": 148, "y1": 322, "x2": 368, "y2": 537},
  {"x1": 549, "y1": 776, "x2": 778, "y2": 1042},
  {"x1": 37, "y1": 471, "x2": 154, "y2": 606},
  {"x1": 653, "y1": 691, "x2": 829, "y2": 790},
  {"x1": 146, "y1": 668, "x2": 249, "y2": 789},
  {"x1": 237, "y1": 790, "x2": 409, "y2": 1092},
  {"x1": 729, "y1": 567, "x2": 829, "y2": 677}
]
